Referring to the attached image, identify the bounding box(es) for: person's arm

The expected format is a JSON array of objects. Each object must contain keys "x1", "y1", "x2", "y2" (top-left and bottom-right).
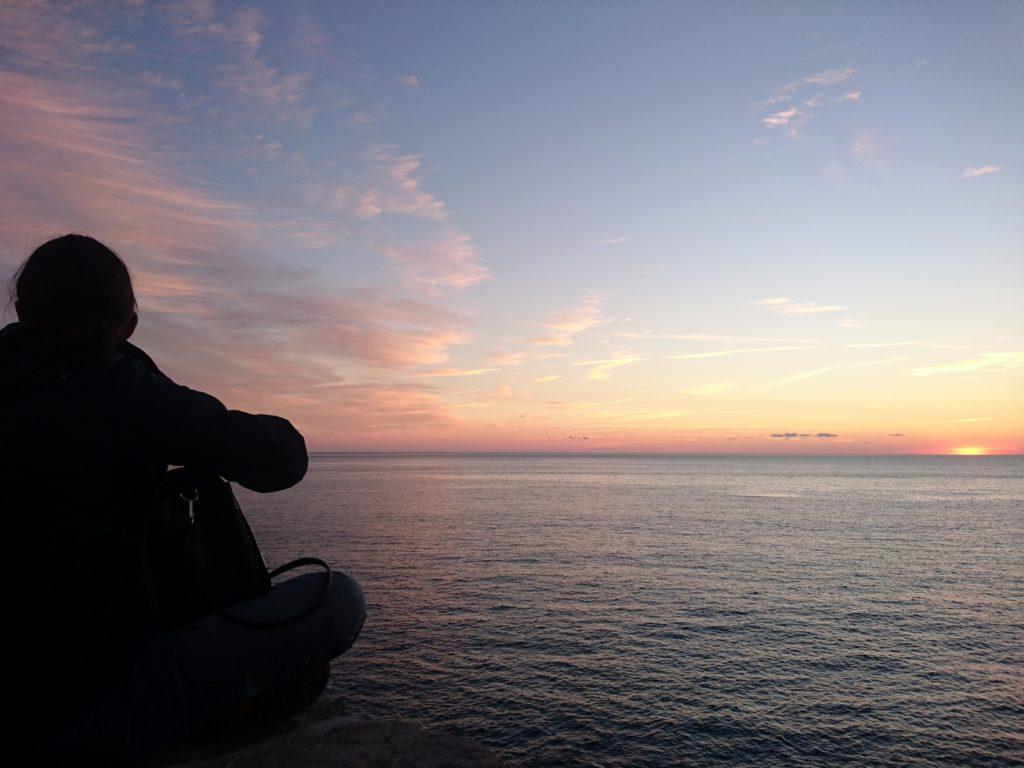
[{"x1": 103, "y1": 347, "x2": 308, "y2": 492}]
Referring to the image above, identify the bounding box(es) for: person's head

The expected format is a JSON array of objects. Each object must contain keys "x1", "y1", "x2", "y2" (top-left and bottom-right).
[{"x1": 11, "y1": 234, "x2": 138, "y2": 365}]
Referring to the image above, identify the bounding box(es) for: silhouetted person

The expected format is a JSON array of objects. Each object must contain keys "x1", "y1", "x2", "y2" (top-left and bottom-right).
[{"x1": 0, "y1": 234, "x2": 365, "y2": 763}]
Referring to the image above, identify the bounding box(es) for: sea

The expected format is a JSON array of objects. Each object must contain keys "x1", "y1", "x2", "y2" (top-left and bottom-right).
[{"x1": 237, "y1": 454, "x2": 1023, "y2": 767}]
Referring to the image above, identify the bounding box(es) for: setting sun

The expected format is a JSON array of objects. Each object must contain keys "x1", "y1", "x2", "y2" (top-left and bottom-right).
[{"x1": 952, "y1": 446, "x2": 988, "y2": 456}]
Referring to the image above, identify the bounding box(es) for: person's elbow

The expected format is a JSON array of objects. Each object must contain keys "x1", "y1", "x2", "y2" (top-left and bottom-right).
[{"x1": 247, "y1": 415, "x2": 309, "y2": 492}]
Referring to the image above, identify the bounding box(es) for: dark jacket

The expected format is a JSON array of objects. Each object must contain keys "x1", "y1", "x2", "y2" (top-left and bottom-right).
[{"x1": 0, "y1": 321, "x2": 307, "y2": 737}]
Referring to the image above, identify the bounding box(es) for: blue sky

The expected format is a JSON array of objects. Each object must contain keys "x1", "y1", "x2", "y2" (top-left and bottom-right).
[{"x1": 1, "y1": 1, "x2": 1021, "y2": 452}]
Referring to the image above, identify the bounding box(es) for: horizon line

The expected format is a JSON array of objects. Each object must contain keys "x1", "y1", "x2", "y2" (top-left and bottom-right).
[{"x1": 307, "y1": 450, "x2": 1022, "y2": 457}]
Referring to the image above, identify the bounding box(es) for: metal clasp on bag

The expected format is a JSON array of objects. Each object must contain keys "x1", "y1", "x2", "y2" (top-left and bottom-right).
[{"x1": 180, "y1": 488, "x2": 199, "y2": 524}]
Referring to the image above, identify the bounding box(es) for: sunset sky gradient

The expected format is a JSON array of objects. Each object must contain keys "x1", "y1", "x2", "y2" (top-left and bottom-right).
[{"x1": 1, "y1": 1, "x2": 1021, "y2": 453}]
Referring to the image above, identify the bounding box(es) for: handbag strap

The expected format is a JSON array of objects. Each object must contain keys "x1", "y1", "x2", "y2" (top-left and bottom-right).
[{"x1": 218, "y1": 557, "x2": 333, "y2": 630}]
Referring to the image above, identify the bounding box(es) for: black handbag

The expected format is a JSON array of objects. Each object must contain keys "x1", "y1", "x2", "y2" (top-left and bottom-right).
[{"x1": 143, "y1": 467, "x2": 331, "y2": 630}]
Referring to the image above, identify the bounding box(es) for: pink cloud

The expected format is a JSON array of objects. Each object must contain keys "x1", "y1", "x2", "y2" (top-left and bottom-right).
[
  {"x1": 960, "y1": 165, "x2": 1002, "y2": 179},
  {"x1": 760, "y1": 67, "x2": 857, "y2": 107},
  {"x1": 169, "y1": 1, "x2": 311, "y2": 115},
  {"x1": 279, "y1": 383, "x2": 466, "y2": 449},
  {"x1": 488, "y1": 352, "x2": 527, "y2": 366},
  {"x1": 0, "y1": 1, "x2": 139, "y2": 69},
  {"x1": 415, "y1": 368, "x2": 499, "y2": 378},
  {"x1": 380, "y1": 230, "x2": 490, "y2": 289},
  {"x1": 0, "y1": 70, "x2": 252, "y2": 265},
  {"x1": 356, "y1": 147, "x2": 449, "y2": 220},
  {"x1": 803, "y1": 67, "x2": 856, "y2": 87},
  {"x1": 237, "y1": 291, "x2": 474, "y2": 370},
  {"x1": 850, "y1": 133, "x2": 878, "y2": 161},
  {"x1": 525, "y1": 293, "x2": 607, "y2": 346},
  {"x1": 762, "y1": 107, "x2": 802, "y2": 127}
]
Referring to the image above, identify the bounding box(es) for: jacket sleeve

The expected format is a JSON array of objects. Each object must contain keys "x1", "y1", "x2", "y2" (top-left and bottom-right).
[{"x1": 102, "y1": 351, "x2": 308, "y2": 492}]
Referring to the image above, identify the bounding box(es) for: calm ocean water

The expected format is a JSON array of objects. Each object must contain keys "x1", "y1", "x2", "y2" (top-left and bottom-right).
[{"x1": 237, "y1": 455, "x2": 1023, "y2": 767}]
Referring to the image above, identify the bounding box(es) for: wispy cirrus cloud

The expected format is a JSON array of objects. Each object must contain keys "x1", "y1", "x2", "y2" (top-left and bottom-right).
[
  {"x1": 339, "y1": 146, "x2": 449, "y2": 221},
  {"x1": 960, "y1": 165, "x2": 1002, "y2": 179},
  {"x1": 573, "y1": 357, "x2": 647, "y2": 381},
  {"x1": 415, "y1": 367, "x2": 499, "y2": 378},
  {"x1": 129, "y1": 284, "x2": 478, "y2": 419},
  {"x1": 910, "y1": 351, "x2": 1024, "y2": 376},
  {"x1": 276, "y1": 382, "x2": 464, "y2": 448},
  {"x1": 850, "y1": 132, "x2": 879, "y2": 163},
  {"x1": 664, "y1": 345, "x2": 819, "y2": 361},
  {"x1": 0, "y1": 0, "x2": 139, "y2": 70},
  {"x1": 132, "y1": 270, "x2": 233, "y2": 316},
  {"x1": 620, "y1": 332, "x2": 818, "y2": 344},
  {"x1": 321, "y1": 145, "x2": 489, "y2": 289},
  {"x1": 525, "y1": 293, "x2": 607, "y2": 346},
  {"x1": 211, "y1": 290, "x2": 475, "y2": 372},
  {"x1": 754, "y1": 297, "x2": 847, "y2": 317},
  {"x1": 803, "y1": 67, "x2": 857, "y2": 87},
  {"x1": 0, "y1": 69, "x2": 252, "y2": 263},
  {"x1": 762, "y1": 107, "x2": 802, "y2": 128},
  {"x1": 136, "y1": 71, "x2": 184, "y2": 91},
  {"x1": 169, "y1": 2, "x2": 312, "y2": 117},
  {"x1": 488, "y1": 352, "x2": 527, "y2": 367},
  {"x1": 759, "y1": 67, "x2": 858, "y2": 138},
  {"x1": 595, "y1": 236, "x2": 629, "y2": 246},
  {"x1": 846, "y1": 339, "x2": 965, "y2": 350},
  {"x1": 761, "y1": 67, "x2": 857, "y2": 107},
  {"x1": 380, "y1": 229, "x2": 490, "y2": 289},
  {"x1": 752, "y1": 365, "x2": 838, "y2": 392}
]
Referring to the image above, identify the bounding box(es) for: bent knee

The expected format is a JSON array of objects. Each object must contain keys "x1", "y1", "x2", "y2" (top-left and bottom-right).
[
  {"x1": 323, "y1": 571, "x2": 366, "y2": 659},
  {"x1": 329, "y1": 570, "x2": 366, "y2": 618}
]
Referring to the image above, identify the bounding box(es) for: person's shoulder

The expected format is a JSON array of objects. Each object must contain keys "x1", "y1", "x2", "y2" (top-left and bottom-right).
[
  {"x1": 102, "y1": 341, "x2": 166, "y2": 381},
  {"x1": 99, "y1": 343, "x2": 173, "y2": 403},
  {"x1": 111, "y1": 341, "x2": 164, "y2": 374}
]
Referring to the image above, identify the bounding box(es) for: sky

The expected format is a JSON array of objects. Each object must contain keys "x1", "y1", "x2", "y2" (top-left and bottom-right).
[{"x1": 0, "y1": 0, "x2": 1021, "y2": 454}]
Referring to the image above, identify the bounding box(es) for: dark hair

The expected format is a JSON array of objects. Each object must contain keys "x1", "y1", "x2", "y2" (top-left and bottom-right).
[{"x1": 12, "y1": 234, "x2": 137, "y2": 365}]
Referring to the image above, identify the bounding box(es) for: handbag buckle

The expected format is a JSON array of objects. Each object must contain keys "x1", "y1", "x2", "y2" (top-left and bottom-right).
[{"x1": 179, "y1": 488, "x2": 199, "y2": 524}]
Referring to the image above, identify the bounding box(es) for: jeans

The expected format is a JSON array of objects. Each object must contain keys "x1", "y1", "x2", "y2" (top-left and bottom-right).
[{"x1": 59, "y1": 570, "x2": 366, "y2": 763}]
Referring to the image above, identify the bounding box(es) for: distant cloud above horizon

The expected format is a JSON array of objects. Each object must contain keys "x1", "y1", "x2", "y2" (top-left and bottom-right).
[
  {"x1": 759, "y1": 66, "x2": 859, "y2": 139},
  {"x1": 960, "y1": 165, "x2": 1002, "y2": 179},
  {"x1": 761, "y1": 67, "x2": 857, "y2": 107},
  {"x1": 525, "y1": 293, "x2": 607, "y2": 347},
  {"x1": 754, "y1": 297, "x2": 847, "y2": 317},
  {"x1": 910, "y1": 351, "x2": 1024, "y2": 376}
]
